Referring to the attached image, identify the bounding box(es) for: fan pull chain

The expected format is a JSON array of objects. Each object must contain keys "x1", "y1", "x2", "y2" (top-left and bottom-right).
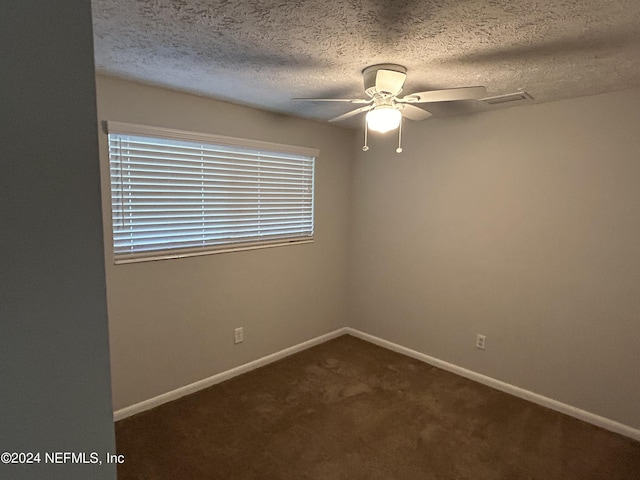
[
  {"x1": 362, "y1": 117, "x2": 369, "y2": 151},
  {"x1": 396, "y1": 117, "x2": 403, "y2": 153}
]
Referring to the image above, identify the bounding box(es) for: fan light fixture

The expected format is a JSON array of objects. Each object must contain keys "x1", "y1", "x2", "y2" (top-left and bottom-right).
[
  {"x1": 366, "y1": 106, "x2": 402, "y2": 133},
  {"x1": 292, "y1": 63, "x2": 488, "y2": 154}
]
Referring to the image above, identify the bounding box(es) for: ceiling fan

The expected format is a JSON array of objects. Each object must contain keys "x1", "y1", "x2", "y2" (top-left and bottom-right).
[{"x1": 293, "y1": 64, "x2": 487, "y2": 152}]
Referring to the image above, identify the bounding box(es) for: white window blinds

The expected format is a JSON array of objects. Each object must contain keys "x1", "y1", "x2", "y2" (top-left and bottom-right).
[{"x1": 107, "y1": 122, "x2": 317, "y2": 263}]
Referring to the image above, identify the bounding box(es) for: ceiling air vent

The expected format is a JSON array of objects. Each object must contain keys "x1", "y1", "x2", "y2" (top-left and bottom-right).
[{"x1": 481, "y1": 91, "x2": 533, "y2": 105}]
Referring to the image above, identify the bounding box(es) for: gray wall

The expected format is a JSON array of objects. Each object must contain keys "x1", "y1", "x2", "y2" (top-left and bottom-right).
[
  {"x1": 95, "y1": 75, "x2": 354, "y2": 410},
  {"x1": 0, "y1": 3, "x2": 116, "y2": 480},
  {"x1": 348, "y1": 88, "x2": 640, "y2": 430}
]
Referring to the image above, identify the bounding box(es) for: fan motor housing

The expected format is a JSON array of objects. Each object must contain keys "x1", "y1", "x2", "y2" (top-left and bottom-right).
[{"x1": 363, "y1": 64, "x2": 407, "y2": 97}]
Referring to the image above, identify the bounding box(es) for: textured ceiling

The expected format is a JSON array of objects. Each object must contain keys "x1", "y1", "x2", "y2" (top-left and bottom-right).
[{"x1": 92, "y1": 0, "x2": 640, "y2": 125}]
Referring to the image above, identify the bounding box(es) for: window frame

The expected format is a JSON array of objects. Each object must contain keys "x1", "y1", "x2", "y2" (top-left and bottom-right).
[{"x1": 106, "y1": 121, "x2": 318, "y2": 264}]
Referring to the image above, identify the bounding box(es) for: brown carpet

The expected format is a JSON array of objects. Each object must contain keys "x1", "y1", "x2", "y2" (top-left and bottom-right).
[{"x1": 115, "y1": 335, "x2": 640, "y2": 479}]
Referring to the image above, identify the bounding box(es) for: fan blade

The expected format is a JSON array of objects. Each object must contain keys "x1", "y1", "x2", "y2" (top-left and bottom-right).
[
  {"x1": 328, "y1": 105, "x2": 372, "y2": 123},
  {"x1": 292, "y1": 98, "x2": 372, "y2": 104},
  {"x1": 375, "y1": 70, "x2": 406, "y2": 96},
  {"x1": 399, "y1": 104, "x2": 432, "y2": 121},
  {"x1": 400, "y1": 86, "x2": 487, "y2": 103}
]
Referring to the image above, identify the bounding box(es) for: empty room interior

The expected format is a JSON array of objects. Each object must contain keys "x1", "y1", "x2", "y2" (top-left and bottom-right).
[{"x1": 3, "y1": 1, "x2": 640, "y2": 479}]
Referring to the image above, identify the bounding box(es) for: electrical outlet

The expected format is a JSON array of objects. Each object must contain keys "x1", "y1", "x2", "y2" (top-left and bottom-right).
[
  {"x1": 234, "y1": 327, "x2": 244, "y2": 344},
  {"x1": 476, "y1": 334, "x2": 486, "y2": 350}
]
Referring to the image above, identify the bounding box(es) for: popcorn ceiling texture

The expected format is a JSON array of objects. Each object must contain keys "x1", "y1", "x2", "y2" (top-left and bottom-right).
[{"x1": 92, "y1": 0, "x2": 640, "y2": 123}]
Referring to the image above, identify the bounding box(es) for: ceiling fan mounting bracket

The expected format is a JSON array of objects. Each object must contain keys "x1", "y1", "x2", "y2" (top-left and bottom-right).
[
  {"x1": 362, "y1": 64, "x2": 407, "y2": 76},
  {"x1": 362, "y1": 64, "x2": 407, "y2": 97}
]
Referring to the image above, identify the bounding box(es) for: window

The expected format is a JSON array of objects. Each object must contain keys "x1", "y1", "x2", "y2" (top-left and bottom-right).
[{"x1": 107, "y1": 121, "x2": 317, "y2": 264}]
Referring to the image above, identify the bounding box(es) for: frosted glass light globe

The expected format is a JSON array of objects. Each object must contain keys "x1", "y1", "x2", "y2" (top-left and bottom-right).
[{"x1": 366, "y1": 107, "x2": 402, "y2": 133}]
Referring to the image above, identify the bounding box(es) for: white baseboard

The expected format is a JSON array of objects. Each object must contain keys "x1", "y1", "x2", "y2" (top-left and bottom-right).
[
  {"x1": 345, "y1": 328, "x2": 640, "y2": 442},
  {"x1": 113, "y1": 327, "x2": 349, "y2": 421},
  {"x1": 114, "y1": 325, "x2": 639, "y2": 442}
]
